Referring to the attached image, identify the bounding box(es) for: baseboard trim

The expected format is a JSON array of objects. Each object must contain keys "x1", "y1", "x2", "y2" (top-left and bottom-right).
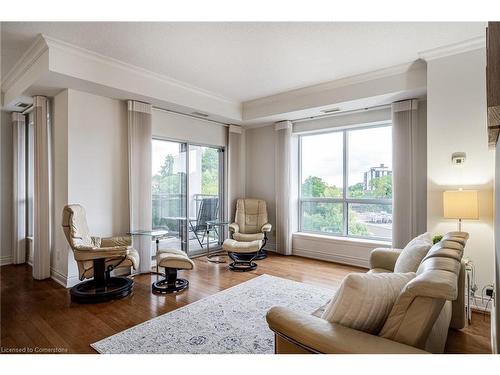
[
  {"x1": 292, "y1": 247, "x2": 369, "y2": 269},
  {"x1": 469, "y1": 292, "x2": 493, "y2": 314},
  {"x1": 0, "y1": 256, "x2": 13, "y2": 266},
  {"x1": 50, "y1": 267, "x2": 80, "y2": 288},
  {"x1": 263, "y1": 240, "x2": 276, "y2": 252},
  {"x1": 50, "y1": 267, "x2": 68, "y2": 287}
]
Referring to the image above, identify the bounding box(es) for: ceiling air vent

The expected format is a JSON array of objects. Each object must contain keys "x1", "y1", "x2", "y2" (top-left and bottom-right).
[
  {"x1": 14, "y1": 102, "x2": 30, "y2": 109},
  {"x1": 321, "y1": 107, "x2": 340, "y2": 114},
  {"x1": 191, "y1": 111, "x2": 209, "y2": 118}
]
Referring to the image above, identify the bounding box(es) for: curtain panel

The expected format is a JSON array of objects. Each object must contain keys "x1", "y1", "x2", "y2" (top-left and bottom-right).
[
  {"x1": 274, "y1": 121, "x2": 295, "y2": 255},
  {"x1": 227, "y1": 125, "x2": 245, "y2": 222},
  {"x1": 12, "y1": 112, "x2": 27, "y2": 264},
  {"x1": 33, "y1": 96, "x2": 52, "y2": 279},
  {"x1": 128, "y1": 100, "x2": 153, "y2": 274},
  {"x1": 392, "y1": 99, "x2": 426, "y2": 248}
]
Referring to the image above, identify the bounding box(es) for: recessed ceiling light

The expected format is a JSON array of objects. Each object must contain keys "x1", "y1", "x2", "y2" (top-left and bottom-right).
[
  {"x1": 191, "y1": 111, "x2": 209, "y2": 117},
  {"x1": 321, "y1": 108, "x2": 341, "y2": 114}
]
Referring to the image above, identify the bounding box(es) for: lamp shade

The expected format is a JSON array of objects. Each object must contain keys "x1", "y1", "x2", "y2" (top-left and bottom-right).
[{"x1": 443, "y1": 190, "x2": 479, "y2": 219}]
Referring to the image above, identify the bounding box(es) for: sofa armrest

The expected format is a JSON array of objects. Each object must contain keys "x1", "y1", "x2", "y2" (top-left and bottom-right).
[
  {"x1": 261, "y1": 223, "x2": 272, "y2": 233},
  {"x1": 101, "y1": 235, "x2": 132, "y2": 247},
  {"x1": 229, "y1": 223, "x2": 239, "y2": 233},
  {"x1": 369, "y1": 248, "x2": 403, "y2": 272},
  {"x1": 73, "y1": 246, "x2": 129, "y2": 261},
  {"x1": 266, "y1": 306, "x2": 427, "y2": 354}
]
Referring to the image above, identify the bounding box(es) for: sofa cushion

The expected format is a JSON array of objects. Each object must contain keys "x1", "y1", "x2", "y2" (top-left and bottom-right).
[
  {"x1": 321, "y1": 272, "x2": 416, "y2": 335},
  {"x1": 394, "y1": 232, "x2": 432, "y2": 273}
]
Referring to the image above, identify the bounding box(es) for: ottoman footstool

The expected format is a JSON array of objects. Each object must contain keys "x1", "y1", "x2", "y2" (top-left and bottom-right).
[
  {"x1": 222, "y1": 239, "x2": 262, "y2": 272},
  {"x1": 152, "y1": 249, "x2": 194, "y2": 293}
]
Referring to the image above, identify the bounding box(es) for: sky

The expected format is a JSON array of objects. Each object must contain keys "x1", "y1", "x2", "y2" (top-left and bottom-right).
[{"x1": 301, "y1": 125, "x2": 392, "y2": 188}]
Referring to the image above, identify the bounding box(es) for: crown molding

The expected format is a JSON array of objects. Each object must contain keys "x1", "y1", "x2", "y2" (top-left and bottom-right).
[
  {"x1": 42, "y1": 35, "x2": 238, "y2": 106},
  {"x1": 418, "y1": 36, "x2": 486, "y2": 61},
  {"x1": 1, "y1": 34, "x2": 48, "y2": 92},
  {"x1": 243, "y1": 60, "x2": 426, "y2": 108},
  {"x1": 242, "y1": 60, "x2": 426, "y2": 121}
]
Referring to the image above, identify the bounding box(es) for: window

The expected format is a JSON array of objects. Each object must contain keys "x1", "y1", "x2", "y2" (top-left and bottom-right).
[{"x1": 299, "y1": 124, "x2": 392, "y2": 241}]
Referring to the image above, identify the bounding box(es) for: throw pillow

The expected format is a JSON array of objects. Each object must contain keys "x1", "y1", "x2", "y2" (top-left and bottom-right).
[
  {"x1": 393, "y1": 232, "x2": 432, "y2": 273},
  {"x1": 321, "y1": 272, "x2": 416, "y2": 335}
]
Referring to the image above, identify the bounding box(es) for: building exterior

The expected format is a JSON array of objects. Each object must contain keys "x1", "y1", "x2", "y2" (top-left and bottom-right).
[{"x1": 363, "y1": 163, "x2": 392, "y2": 190}]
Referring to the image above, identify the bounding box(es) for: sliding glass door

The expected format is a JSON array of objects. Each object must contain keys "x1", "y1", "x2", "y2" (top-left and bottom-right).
[
  {"x1": 152, "y1": 138, "x2": 224, "y2": 259},
  {"x1": 188, "y1": 145, "x2": 223, "y2": 254},
  {"x1": 152, "y1": 140, "x2": 187, "y2": 254}
]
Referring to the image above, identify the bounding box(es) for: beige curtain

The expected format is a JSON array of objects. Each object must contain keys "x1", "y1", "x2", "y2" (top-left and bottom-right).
[
  {"x1": 128, "y1": 100, "x2": 152, "y2": 273},
  {"x1": 392, "y1": 99, "x2": 427, "y2": 248},
  {"x1": 274, "y1": 121, "x2": 294, "y2": 255},
  {"x1": 12, "y1": 112, "x2": 27, "y2": 264},
  {"x1": 227, "y1": 125, "x2": 245, "y2": 222},
  {"x1": 33, "y1": 96, "x2": 51, "y2": 279}
]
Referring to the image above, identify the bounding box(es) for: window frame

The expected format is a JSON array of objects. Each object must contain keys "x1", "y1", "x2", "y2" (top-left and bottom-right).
[
  {"x1": 151, "y1": 136, "x2": 226, "y2": 257},
  {"x1": 298, "y1": 122, "x2": 392, "y2": 242}
]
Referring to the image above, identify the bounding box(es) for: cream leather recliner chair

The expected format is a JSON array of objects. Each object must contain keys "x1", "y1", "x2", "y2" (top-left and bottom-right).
[
  {"x1": 266, "y1": 232, "x2": 468, "y2": 354},
  {"x1": 223, "y1": 198, "x2": 272, "y2": 271},
  {"x1": 62, "y1": 204, "x2": 139, "y2": 303}
]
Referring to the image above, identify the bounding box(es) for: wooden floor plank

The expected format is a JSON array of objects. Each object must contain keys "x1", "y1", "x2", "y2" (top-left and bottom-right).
[{"x1": 0, "y1": 253, "x2": 492, "y2": 354}]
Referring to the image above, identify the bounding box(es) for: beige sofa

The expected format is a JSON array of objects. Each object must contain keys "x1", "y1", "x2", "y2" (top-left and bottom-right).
[{"x1": 266, "y1": 232, "x2": 468, "y2": 354}]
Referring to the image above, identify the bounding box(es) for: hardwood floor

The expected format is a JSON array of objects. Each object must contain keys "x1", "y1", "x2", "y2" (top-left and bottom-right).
[{"x1": 0, "y1": 253, "x2": 492, "y2": 354}]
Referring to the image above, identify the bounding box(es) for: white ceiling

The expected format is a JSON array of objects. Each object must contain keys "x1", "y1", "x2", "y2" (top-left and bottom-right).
[{"x1": 1, "y1": 22, "x2": 486, "y2": 102}]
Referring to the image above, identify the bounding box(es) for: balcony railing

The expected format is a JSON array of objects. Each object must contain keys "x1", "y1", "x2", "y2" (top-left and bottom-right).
[{"x1": 152, "y1": 193, "x2": 218, "y2": 230}]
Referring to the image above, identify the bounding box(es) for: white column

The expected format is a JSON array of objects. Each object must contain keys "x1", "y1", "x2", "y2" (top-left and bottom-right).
[
  {"x1": 33, "y1": 96, "x2": 52, "y2": 279},
  {"x1": 12, "y1": 112, "x2": 27, "y2": 264}
]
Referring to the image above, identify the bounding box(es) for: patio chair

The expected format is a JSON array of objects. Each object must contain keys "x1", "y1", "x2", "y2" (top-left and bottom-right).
[{"x1": 189, "y1": 197, "x2": 219, "y2": 248}]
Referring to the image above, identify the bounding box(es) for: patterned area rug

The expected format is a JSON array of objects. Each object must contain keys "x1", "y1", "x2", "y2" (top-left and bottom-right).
[{"x1": 91, "y1": 274, "x2": 335, "y2": 354}]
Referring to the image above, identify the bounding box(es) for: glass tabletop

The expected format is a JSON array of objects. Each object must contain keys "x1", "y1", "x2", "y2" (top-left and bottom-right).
[
  {"x1": 127, "y1": 229, "x2": 170, "y2": 237},
  {"x1": 206, "y1": 220, "x2": 230, "y2": 226}
]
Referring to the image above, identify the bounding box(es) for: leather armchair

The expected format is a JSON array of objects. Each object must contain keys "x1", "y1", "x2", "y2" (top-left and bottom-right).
[
  {"x1": 228, "y1": 198, "x2": 272, "y2": 260},
  {"x1": 62, "y1": 204, "x2": 139, "y2": 303}
]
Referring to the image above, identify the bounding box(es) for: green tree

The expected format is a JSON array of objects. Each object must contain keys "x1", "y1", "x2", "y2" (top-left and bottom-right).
[
  {"x1": 348, "y1": 182, "x2": 364, "y2": 198},
  {"x1": 370, "y1": 175, "x2": 392, "y2": 199},
  {"x1": 159, "y1": 154, "x2": 174, "y2": 177},
  {"x1": 302, "y1": 176, "x2": 327, "y2": 197},
  {"x1": 201, "y1": 148, "x2": 219, "y2": 195}
]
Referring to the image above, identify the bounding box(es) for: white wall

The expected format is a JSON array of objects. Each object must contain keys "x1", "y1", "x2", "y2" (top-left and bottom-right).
[
  {"x1": 0, "y1": 110, "x2": 13, "y2": 265},
  {"x1": 68, "y1": 90, "x2": 129, "y2": 236},
  {"x1": 245, "y1": 125, "x2": 277, "y2": 250},
  {"x1": 51, "y1": 89, "x2": 129, "y2": 285},
  {"x1": 427, "y1": 48, "x2": 495, "y2": 300}
]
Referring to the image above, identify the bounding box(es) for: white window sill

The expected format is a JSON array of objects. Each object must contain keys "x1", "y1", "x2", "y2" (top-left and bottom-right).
[{"x1": 293, "y1": 232, "x2": 391, "y2": 247}]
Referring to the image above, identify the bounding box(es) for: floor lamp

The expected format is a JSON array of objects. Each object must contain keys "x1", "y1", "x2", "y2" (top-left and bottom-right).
[
  {"x1": 443, "y1": 189, "x2": 479, "y2": 324},
  {"x1": 443, "y1": 190, "x2": 479, "y2": 231}
]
